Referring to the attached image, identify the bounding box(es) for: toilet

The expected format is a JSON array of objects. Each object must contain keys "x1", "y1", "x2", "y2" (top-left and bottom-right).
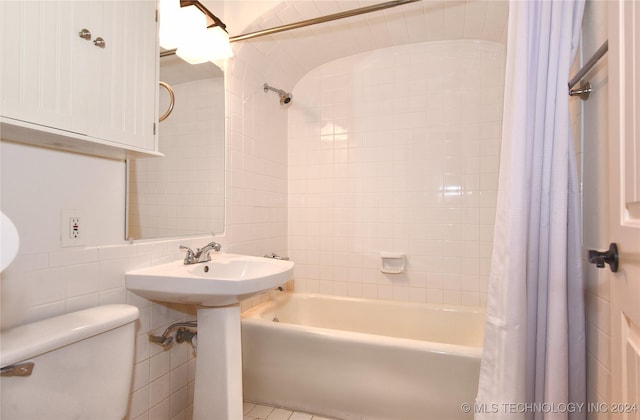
[{"x1": 1, "y1": 304, "x2": 139, "y2": 420}]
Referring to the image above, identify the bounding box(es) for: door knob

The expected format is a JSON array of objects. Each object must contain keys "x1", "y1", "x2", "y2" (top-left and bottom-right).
[{"x1": 588, "y1": 242, "x2": 619, "y2": 272}]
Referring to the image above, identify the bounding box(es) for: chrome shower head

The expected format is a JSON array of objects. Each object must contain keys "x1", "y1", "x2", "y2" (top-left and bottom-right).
[{"x1": 264, "y1": 83, "x2": 292, "y2": 105}]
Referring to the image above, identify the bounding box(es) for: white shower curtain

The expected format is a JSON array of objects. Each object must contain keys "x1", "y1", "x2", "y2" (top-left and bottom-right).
[{"x1": 476, "y1": 1, "x2": 586, "y2": 419}]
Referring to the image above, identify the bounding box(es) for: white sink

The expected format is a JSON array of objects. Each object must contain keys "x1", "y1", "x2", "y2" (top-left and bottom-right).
[
  {"x1": 125, "y1": 253, "x2": 294, "y2": 307},
  {"x1": 126, "y1": 252, "x2": 295, "y2": 418}
]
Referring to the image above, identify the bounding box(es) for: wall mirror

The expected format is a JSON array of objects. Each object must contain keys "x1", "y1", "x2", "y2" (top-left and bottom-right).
[{"x1": 126, "y1": 54, "x2": 225, "y2": 240}]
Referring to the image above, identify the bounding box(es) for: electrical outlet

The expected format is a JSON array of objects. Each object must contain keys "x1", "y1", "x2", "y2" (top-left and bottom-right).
[
  {"x1": 61, "y1": 210, "x2": 85, "y2": 247},
  {"x1": 70, "y1": 216, "x2": 80, "y2": 239}
]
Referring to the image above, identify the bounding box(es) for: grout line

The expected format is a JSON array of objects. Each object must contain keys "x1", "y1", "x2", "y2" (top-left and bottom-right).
[{"x1": 243, "y1": 402, "x2": 340, "y2": 420}]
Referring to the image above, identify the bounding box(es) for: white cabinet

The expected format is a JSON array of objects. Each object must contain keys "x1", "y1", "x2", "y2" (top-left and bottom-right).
[{"x1": 0, "y1": 0, "x2": 160, "y2": 158}]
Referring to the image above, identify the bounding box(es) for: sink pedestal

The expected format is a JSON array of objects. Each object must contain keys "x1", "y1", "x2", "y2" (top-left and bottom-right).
[{"x1": 193, "y1": 305, "x2": 243, "y2": 420}]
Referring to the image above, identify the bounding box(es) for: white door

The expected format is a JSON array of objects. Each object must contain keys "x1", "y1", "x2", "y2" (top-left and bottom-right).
[
  {"x1": 90, "y1": 0, "x2": 158, "y2": 150},
  {"x1": 609, "y1": 1, "x2": 640, "y2": 417},
  {"x1": 0, "y1": 1, "x2": 88, "y2": 134}
]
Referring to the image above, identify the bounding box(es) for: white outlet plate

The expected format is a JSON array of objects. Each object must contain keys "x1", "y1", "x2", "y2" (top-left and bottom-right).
[{"x1": 61, "y1": 209, "x2": 84, "y2": 247}]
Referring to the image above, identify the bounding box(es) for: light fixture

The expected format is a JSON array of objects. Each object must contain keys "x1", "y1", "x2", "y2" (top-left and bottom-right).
[
  {"x1": 159, "y1": 0, "x2": 180, "y2": 49},
  {"x1": 205, "y1": 26, "x2": 233, "y2": 60},
  {"x1": 160, "y1": 0, "x2": 233, "y2": 64}
]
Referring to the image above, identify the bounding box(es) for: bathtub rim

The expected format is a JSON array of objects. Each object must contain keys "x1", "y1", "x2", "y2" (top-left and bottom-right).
[
  {"x1": 242, "y1": 292, "x2": 487, "y2": 317},
  {"x1": 241, "y1": 292, "x2": 484, "y2": 359}
]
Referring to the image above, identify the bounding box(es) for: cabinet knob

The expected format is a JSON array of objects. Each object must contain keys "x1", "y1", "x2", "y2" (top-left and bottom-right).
[
  {"x1": 93, "y1": 37, "x2": 106, "y2": 49},
  {"x1": 78, "y1": 28, "x2": 91, "y2": 40}
]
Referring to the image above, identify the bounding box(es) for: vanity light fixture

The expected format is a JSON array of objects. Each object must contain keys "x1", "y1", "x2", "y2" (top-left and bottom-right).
[{"x1": 159, "y1": 0, "x2": 233, "y2": 65}]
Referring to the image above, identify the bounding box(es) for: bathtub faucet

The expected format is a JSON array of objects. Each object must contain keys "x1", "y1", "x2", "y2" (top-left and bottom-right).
[
  {"x1": 264, "y1": 253, "x2": 290, "y2": 260},
  {"x1": 180, "y1": 241, "x2": 222, "y2": 265}
]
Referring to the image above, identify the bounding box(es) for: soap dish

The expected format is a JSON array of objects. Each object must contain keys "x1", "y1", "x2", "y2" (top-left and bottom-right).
[{"x1": 379, "y1": 252, "x2": 406, "y2": 274}]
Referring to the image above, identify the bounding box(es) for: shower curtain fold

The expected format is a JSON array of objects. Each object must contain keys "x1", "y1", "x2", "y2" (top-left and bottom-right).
[{"x1": 475, "y1": 1, "x2": 586, "y2": 419}]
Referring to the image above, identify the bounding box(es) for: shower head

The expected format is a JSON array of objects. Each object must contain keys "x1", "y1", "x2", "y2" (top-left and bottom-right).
[{"x1": 264, "y1": 83, "x2": 292, "y2": 105}]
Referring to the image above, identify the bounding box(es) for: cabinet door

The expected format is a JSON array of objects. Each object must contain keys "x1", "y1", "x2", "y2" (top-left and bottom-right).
[
  {"x1": 0, "y1": 1, "x2": 90, "y2": 134},
  {"x1": 1, "y1": 0, "x2": 158, "y2": 153},
  {"x1": 89, "y1": 0, "x2": 158, "y2": 151}
]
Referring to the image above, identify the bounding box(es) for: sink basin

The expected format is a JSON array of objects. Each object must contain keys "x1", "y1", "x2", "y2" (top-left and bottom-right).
[{"x1": 125, "y1": 253, "x2": 294, "y2": 306}]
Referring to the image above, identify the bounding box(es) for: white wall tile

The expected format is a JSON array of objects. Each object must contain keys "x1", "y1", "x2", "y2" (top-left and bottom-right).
[
  {"x1": 579, "y1": 0, "x2": 611, "y2": 411},
  {"x1": 148, "y1": 397, "x2": 170, "y2": 420},
  {"x1": 288, "y1": 40, "x2": 504, "y2": 304},
  {"x1": 130, "y1": 386, "x2": 150, "y2": 420}
]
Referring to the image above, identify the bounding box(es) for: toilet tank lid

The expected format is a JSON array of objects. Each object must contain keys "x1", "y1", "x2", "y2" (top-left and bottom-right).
[{"x1": 1, "y1": 304, "x2": 139, "y2": 368}]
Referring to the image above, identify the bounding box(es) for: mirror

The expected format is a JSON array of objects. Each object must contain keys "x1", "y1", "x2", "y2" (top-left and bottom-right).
[{"x1": 126, "y1": 54, "x2": 225, "y2": 240}]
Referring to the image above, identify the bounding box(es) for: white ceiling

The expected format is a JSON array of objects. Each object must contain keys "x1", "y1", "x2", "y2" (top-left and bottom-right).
[{"x1": 226, "y1": 0, "x2": 509, "y2": 88}]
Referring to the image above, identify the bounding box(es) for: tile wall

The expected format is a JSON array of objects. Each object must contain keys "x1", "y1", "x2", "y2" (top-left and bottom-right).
[
  {"x1": 1, "y1": 233, "x2": 204, "y2": 419},
  {"x1": 288, "y1": 40, "x2": 506, "y2": 306},
  {"x1": 579, "y1": 1, "x2": 612, "y2": 415}
]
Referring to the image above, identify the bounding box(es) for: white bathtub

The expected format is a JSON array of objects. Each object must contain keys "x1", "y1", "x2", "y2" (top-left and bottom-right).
[{"x1": 241, "y1": 293, "x2": 485, "y2": 420}]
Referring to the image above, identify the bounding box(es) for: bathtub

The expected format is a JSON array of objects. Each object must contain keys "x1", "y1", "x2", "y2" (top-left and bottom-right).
[{"x1": 241, "y1": 293, "x2": 485, "y2": 420}]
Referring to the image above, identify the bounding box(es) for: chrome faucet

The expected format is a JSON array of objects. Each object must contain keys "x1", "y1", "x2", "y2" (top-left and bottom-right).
[
  {"x1": 179, "y1": 241, "x2": 222, "y2": 265},
  {"x1": 264, "y1": 253, "x2": 290, "y2": 260}
]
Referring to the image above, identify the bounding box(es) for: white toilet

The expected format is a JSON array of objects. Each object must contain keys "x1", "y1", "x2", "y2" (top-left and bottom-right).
[{"x1": 0, "y1": 304, "x2": 139, "y2": 420}]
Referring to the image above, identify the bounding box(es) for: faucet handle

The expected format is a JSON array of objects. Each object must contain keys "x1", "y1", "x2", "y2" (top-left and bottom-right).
[{"x1": 179, "y1": 245, "x2": 196, "y2": 264}]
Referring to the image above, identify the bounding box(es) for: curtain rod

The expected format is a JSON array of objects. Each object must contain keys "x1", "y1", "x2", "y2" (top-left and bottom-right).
[
  {"x1": 569, "y1": 41, "x2": 608, "y2": 89},
  {"x1": 161, "y1": 0, "x2": 421, "y2": 57},
  {"x1": 568, "y1": 40, "x2": 608, "y2": 100},
  {"x1": 229, "y1": 0, "x2": 422, "y2": 43}
]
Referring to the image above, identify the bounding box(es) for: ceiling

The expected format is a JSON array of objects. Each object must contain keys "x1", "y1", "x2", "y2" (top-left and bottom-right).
[{"x1": 227, "y1": 0, "x2": 509, "y2": 88}]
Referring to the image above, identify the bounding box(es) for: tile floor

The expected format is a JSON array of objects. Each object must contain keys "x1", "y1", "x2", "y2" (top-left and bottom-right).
[{"x1": 243, "y1": 402, "x2": 338, "y2": 420}]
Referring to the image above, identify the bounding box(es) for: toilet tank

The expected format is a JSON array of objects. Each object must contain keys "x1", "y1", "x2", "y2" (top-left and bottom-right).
[{"x1": 1, "y1": 304, "x2": 139, "y2": 420}]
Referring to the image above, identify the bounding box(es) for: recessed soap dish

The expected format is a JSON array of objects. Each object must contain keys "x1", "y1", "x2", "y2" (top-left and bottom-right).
[{"x1": 379, "y1": 252, "x2": 405, "y2": 274}]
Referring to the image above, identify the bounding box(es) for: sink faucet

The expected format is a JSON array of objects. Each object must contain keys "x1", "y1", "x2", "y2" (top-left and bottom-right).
[{"x1": 179, "y1": 241, "x2": 222, "y2": 265}]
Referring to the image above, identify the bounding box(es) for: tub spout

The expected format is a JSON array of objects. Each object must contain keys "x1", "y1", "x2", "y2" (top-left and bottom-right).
[{"x1": 264, "y1": 253, "x2": 289, "y2": 260}]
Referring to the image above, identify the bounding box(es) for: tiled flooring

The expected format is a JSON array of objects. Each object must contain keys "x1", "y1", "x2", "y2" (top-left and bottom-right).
[{"x1": 243, "y1": 402, "x2": 338, "y2": 420}]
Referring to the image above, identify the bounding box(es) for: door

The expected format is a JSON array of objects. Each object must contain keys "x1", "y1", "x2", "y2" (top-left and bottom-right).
[
  {"x1": 90, "y1": 0, "x2": 158, "y2": 150},
  {"x1": 0, "y1": 1, "x2": 89, "y2": 134},
  {"x1": 609, "y1": 1, "x2": 640, "y2": 416}
]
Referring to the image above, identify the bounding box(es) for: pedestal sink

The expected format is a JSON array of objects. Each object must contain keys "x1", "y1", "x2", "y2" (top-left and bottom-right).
[{"x1": 125, "y1": 253, "x2": 294, "y2": 419}]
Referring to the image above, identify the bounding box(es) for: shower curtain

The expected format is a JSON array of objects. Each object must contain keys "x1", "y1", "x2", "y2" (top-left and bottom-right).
[{"x1": 476, "y1": 1, "x2": 586, "y2": 419}]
